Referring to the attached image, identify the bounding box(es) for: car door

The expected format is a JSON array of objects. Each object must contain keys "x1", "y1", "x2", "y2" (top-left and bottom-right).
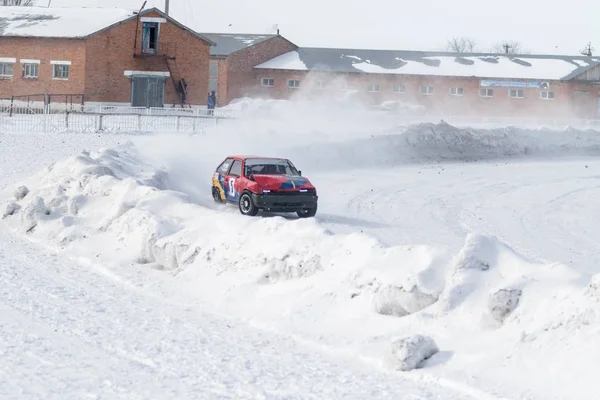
[
  {"x1": 214, "y1": 158, "x2": 233, "y2": 199},
  {"x1": 224, "y1": 159, "x2": 243, "y2": 202}
]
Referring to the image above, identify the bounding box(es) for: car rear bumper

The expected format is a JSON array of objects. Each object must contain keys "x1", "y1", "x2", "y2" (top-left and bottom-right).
[{"x1": 251, "y1": 192, "x2": 318, "y2": 213}]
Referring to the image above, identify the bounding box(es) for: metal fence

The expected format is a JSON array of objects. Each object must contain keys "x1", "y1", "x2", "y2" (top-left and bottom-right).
[
  {"x1": 0, "y1": 102, "x2": 238, "y2": 134},
  {"x1": 1, "y1": 99, "x2": 600, "y2": 134}
]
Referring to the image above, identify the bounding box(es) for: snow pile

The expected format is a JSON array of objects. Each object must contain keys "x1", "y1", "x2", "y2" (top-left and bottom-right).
[
  {"x1": 385, "y1": 334, "x2": 439, "y2": 371},
  {"x1": 0, "y1": 144, "x2": 449, "y2": 321},
  {"x1": 280, "y1": 121, "x2": 600, "y2": 171},
  {"x1": 433, "y1": 233, "x2": 583, "y2": 334},
  {"x1": 488, "y1": 288, "x2": 522, "y2": 323},
  {"x1": 373, "y1": 285, "x2": 437, "y2": 317}
]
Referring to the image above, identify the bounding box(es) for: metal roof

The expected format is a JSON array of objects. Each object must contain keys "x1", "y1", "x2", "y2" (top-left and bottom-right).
[
  {"x1": 255, "y1": 47, "x2": 600, "y2": 81},
  {"x1": 199, "y1": 33, "x2": 278, "y2": 56}
]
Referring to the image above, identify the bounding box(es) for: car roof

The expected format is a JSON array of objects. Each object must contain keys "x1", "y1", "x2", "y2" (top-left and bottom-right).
[{"x1": 226, "y1": 155, "x2": 288, "y2": 161}]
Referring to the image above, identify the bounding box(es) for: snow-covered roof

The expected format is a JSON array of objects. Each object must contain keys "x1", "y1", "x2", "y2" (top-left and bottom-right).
[
  {"x1": 200, "y1": 33, "x2": 279, "y2": 56},
  {"x1": 255, "y1": 48, "x2": 600, "y2": 81},
  {"x1": 0, "y1": 6, "x2": 215, "y2": 45},
  {"x1": 0, "y1": 6, "x2": 139, "y2": 38}
]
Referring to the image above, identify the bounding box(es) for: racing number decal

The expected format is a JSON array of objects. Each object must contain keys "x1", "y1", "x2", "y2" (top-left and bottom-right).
[{"x1": 229, "y1": 178, "x2": 236, "y2": 197}]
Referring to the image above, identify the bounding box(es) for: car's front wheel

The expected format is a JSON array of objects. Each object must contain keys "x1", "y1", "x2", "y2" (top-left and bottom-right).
[
  {"x1": 297, "y1": 204, "x2": 317, "y2": 218},
  {"x1": 239, "y1": 192, "x2": 259, "y2": 216}
]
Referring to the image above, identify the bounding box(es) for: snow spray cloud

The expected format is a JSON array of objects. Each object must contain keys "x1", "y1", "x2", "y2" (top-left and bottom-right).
[{"x1": 133, "y1": 86, "x2": 404, "y2": 202}]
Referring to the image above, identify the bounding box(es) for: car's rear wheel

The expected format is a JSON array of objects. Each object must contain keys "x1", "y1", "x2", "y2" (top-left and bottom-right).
[
  {"x1": 239, "y1": 192, "x2": 259, "y2": 216},
  {"x1": 212, "y1": 186, "x2": 225, "y2": 203},
  {"x1": 297, "y1": 204, "x2": 317, "y2": 218}
]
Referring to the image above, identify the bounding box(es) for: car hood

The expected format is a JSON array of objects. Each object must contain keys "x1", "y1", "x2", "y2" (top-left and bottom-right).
[{"x1": 251, "y1": 174, "x2": 314, "y2": 190}]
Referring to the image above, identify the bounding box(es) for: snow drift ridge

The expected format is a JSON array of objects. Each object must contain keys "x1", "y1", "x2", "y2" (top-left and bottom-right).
[{"x1": 1, "y1": 141, "x2": 595, "y2": 373}]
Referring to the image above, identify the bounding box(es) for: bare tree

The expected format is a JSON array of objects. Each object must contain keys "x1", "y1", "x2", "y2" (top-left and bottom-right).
[
  {"x1": 446, "y1": 37, "x2": 477, "y2": 53},
  {"x1": 581, "y1": 42, "x2": 594, "y2": 56},
  {"x1": 1, "y1": 0, "x2": 34, "y2": 5},
  {"x1": 490, "y1": 41, "x2": 529, "y2": 54}
]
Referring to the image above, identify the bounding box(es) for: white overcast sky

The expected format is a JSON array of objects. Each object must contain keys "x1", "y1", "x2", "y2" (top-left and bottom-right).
[{"x1": 48, "y1": 0, "x2": 600, "y2": 55}]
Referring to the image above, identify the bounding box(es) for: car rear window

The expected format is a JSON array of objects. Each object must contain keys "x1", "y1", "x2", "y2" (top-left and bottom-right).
[{"x1": 218, "y1": 158, "x2": 233, "y2": 174}]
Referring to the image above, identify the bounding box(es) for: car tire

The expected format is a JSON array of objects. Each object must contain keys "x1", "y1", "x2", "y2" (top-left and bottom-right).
[
  {"x1": 239, "y1": 192, "x2": 259, "y2": 216},
  {"x1": 297, "y1": 204, "x2": 317, "y2": 218},
  {"x1": 212, "y1": 186, "x2": 225, "y2": 203}
]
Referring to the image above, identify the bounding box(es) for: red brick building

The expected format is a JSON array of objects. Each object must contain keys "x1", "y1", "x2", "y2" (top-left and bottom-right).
[
  {"x1": 3, "y1": 5, "x2": 600, "y2": 119},
  {"x1": 199, "y1": 33, "x2": 297, "y2": 106},
  {"x1": 252, "y1": 48, "x2": 600, "y2": 119},
  {"x1": 0, "y1": 6, "x2": 214, "y2": 107}
]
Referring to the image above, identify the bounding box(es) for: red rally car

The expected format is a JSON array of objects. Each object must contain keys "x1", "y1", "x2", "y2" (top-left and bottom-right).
[{"x1": 212, "y1": 156, "x2": 318, "y2": 217}]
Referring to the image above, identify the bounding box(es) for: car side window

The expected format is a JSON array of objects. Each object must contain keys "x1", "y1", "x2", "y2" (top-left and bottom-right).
[
  {"x1": 229, "y1": 160, "x2": 242, "y2": 177},
  {"x1": 218, "y1": 158, "x2": 233, "y2": 174}
]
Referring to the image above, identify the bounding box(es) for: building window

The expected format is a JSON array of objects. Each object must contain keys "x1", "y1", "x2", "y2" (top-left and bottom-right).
[
  {"x1": 479, "y1": 88, "x2": 494, "y2": 97},
  {"x1": 52, "y1": 63, "x2": 70, "y2": 80},
  {"x1": 142, "y1": 21, "x2": 160, "y2": 55},
  {"x1": 0, "y1": 62, "x2": 14, "y2": 78},
  {"x1": 261, "y1": 77, "x2": 274, "y2": 87},
  {"x1": 316, "y1": 81, "x2": 325, "y2": 89},
  {"x1": 449, "y1": 87, "x2": 464, "y2": 96},
  {"x1": 288, "y1": 79, "x2": 300, "y2": 89},
  {"x1": 540, "y1": 91, "x2": 555, "y2": 100},
  {"x1": 22, "y1": 63, "x2": 38, "y2": 79},
  {"x1": 509, "y1": 89, "x2": 524, "y2": 99},
  {"x1": 392, "y1": 84, "x2": 405, "y2": 93},
  {"x1": 420, "y1": 85, "x2": 434, "y2": 95},
  {"x1": 367, "y1": 83, "x2": 379, "y2": 92}
]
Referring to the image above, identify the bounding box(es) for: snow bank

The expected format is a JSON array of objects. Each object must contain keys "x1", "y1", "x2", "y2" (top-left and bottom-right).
[
  {"x1": 373, "y1": 285, "x2": 437, "y2": 317},
  {"x1": 0, "y1": 144, "x2": 449, "y2": 322},
  {"x1": 281, "y1": 121, "x2": 600, "y2": 171},
  {"x1": 434, "y1": 234, "x2": 583, "y2": 332}
]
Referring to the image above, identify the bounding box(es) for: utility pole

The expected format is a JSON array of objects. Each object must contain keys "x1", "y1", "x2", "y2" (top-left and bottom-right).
[
  {"x1": 502, "y1": 43, "x2": 511, "y2": 54},
  {"x1": 581, "y1": 42, "x2": 594, "y2": 56},
  {"x1": 165, "y1": 0, "x2": 169, "y2": 16}
]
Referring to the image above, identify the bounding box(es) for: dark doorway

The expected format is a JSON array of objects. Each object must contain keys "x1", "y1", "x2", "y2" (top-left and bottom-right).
[{"x1": 131, "y1": 76, "x2": 165, "y2": 108}]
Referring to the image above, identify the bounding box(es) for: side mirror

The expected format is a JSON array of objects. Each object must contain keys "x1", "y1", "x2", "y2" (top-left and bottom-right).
[
  {"x1": 249, "y1": 174, "x2": 255, "y2": 181},
  {"x1": 298, "y1": 170, "x2": 302, "y2": 176}
]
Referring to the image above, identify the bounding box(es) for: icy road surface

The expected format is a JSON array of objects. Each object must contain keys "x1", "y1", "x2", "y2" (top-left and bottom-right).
[{"x1": 315, "y1": 157, "x2": 600, "y2": 277}]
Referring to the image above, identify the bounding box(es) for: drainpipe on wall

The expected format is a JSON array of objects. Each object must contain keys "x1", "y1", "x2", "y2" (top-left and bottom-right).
[{"x1": 165, "y1": 0, "x2": 170, "y2": 16}]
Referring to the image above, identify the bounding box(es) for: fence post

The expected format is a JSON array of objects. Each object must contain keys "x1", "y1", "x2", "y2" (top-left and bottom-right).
[
  {"x1": 138, "y1": 114, "x2": 142, "y2": 130},
  {"x1": 177, "y1": 115, "x2": 181, "y2": 132},
  {"x1": 43, "y1": 104, "x2": 48, "y2": 132},
  {"x1": 9, "y1": 96, "x2": 13, "y2": 117},
  {"x1": 65, "y1": 111, "x2": 69, "y2": 130}
]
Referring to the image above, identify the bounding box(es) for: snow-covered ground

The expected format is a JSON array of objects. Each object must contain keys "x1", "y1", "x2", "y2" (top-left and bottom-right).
[{"x1": 2, "y1": 99, "x2": 600, "y2": 399}]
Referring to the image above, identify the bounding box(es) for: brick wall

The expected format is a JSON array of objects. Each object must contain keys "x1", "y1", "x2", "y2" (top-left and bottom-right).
[
  {"x1": 222, "y1": 36, "x2": 297, "y2": 104},
  {"x1": 249, "y1": 69, "x2": 600, "y2": 119},
  {"x1": 84, "y1": 10, "x2": 211, "y2": 105},
  {"x1": 208, "y1": 58, "x2": 228, "y2": 107},
  {"x1": 0, "y1": 37, "x2": 86, "y2": 98}
]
